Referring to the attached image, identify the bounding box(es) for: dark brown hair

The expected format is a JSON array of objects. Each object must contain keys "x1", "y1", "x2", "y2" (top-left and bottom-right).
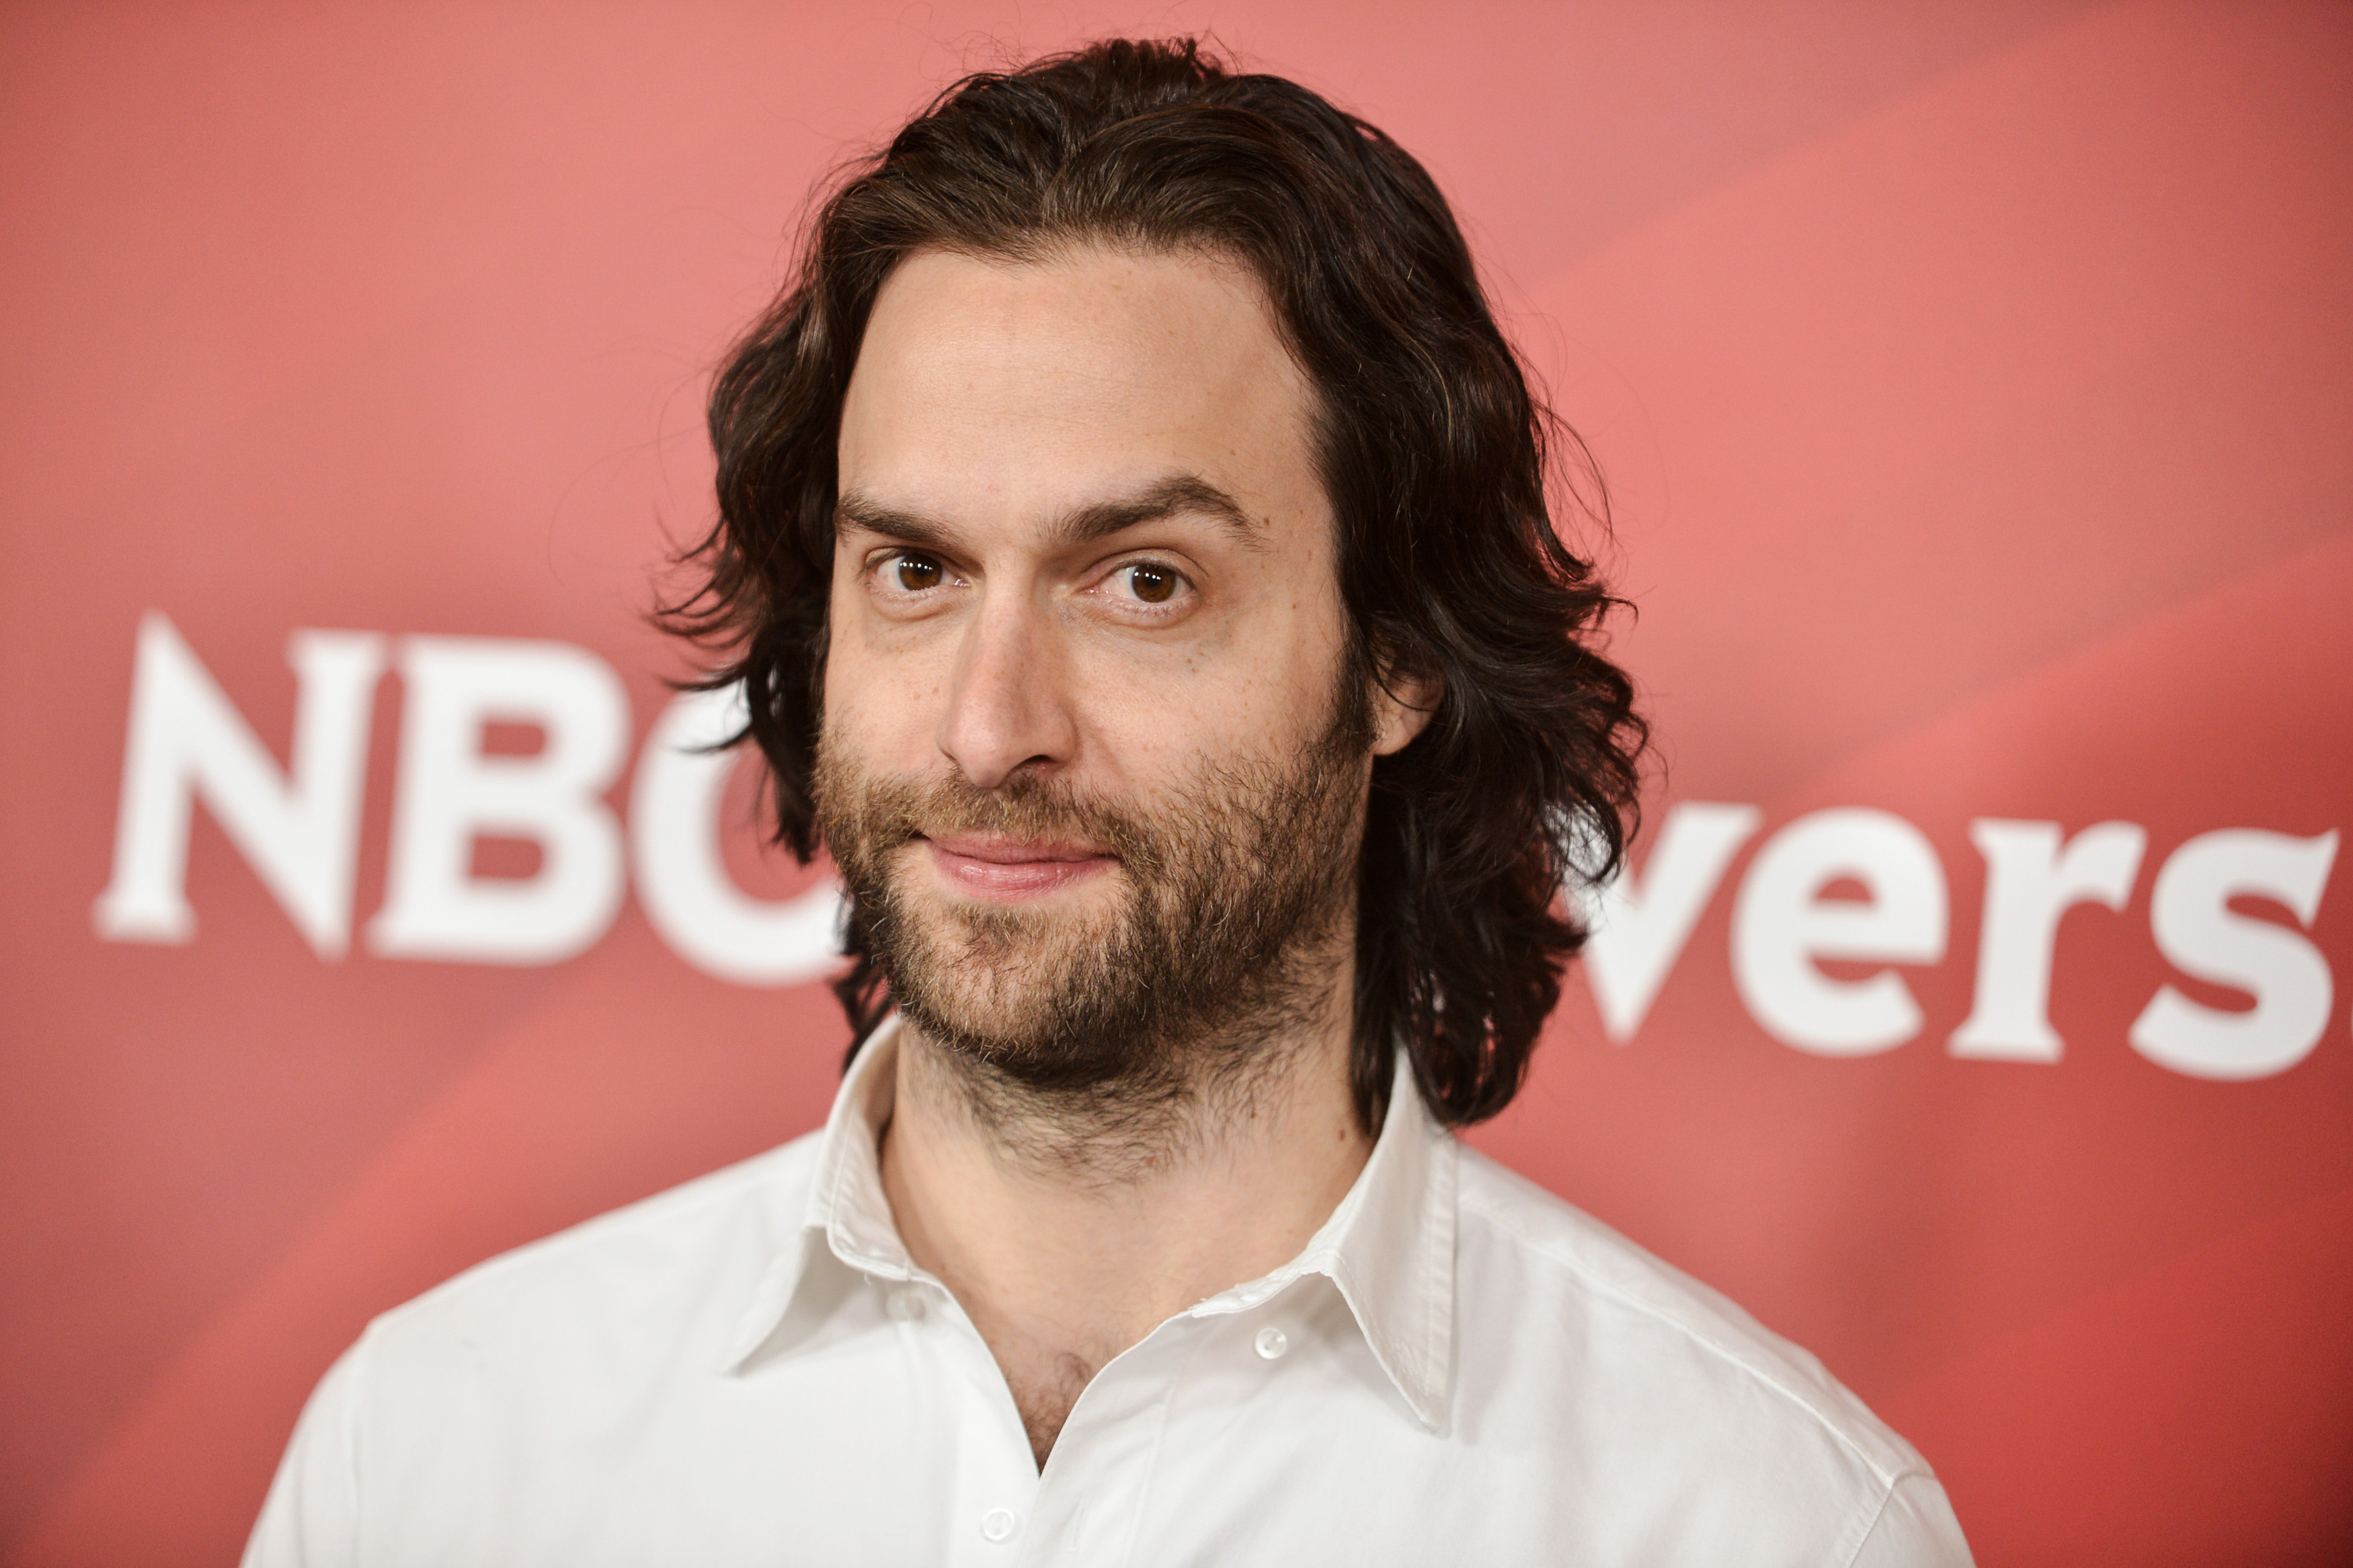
[{"x1": 668, "y1": 36, "x2": 1646, "y2": 1130}]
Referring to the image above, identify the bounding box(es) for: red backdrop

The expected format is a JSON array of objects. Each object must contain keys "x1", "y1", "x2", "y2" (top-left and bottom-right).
[{"x1": 5, "y1": 3, "x2": 2349, "y2": 1563}]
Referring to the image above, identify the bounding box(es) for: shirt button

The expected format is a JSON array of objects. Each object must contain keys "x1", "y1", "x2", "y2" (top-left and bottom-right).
[
  {"x1": 1253, "y1": 1325, "x2": 1289, "y2": 1360},
  {"x1": 886, "y1": 1288, "x2": 926, "y2": 1323},
  {"x1": 980, "y1": 1507, "x2": 1019, "y2": 1543}
]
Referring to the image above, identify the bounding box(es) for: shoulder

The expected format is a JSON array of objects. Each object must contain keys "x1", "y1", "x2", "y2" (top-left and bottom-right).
[
  {"x1": 352, "y1": 1130, "x2": 825, "y2": 1384},
  {"x1": 1451, "y1": 1147, "x2": 1932, "y2": 1499},
  {"x1": 247, "y1": 1133, "x2": 836, "y2": 1561}
]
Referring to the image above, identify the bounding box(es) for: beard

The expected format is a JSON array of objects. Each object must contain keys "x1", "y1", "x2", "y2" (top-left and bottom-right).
[{"x1": 814, "y1": 684, "x2": 1374, "y2": 1128}]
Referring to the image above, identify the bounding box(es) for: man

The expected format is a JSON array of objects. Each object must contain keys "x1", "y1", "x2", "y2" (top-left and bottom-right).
[{"x1": 248, "y1": 38, "x2": 1972, "y2": 1566}]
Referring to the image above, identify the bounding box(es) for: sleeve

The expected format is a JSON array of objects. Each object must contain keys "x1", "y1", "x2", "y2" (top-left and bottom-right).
[
  {"x1": 240, "y1": 1337, "x2": 366, "y2": 1568},
  {"x1": 1845, "y1": 1471, "x2": 1975, "y2": 1568}
]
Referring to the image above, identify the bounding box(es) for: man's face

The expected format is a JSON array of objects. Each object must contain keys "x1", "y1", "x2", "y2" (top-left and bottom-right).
[{"x1": 819, "y1": 244, "x2": 1410, "y2": 1086}]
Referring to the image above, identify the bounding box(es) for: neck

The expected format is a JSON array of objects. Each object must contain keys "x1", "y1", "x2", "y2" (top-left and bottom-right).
[{"x1": 877, "y1": 977, "x2": 1373, "y2": 1467}]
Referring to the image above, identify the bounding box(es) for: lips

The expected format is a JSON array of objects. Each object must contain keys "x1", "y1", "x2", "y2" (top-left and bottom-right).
[{"x1": 920, "y1": 834, "x2": 1117, "y2": 901}]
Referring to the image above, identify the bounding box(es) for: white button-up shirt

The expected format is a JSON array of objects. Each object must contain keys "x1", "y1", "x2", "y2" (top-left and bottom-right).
[{"x1": 246, "y1": 1018, "x2": 1972, "y2": 1565}]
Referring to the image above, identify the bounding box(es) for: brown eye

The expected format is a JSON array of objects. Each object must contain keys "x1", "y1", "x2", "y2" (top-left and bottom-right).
[
  {"x1": 893, "y1": 554, "x2": 943, "y2": 591},
  {"x1": 1127, "y1": 564, "x2": 1179, "y2": 604}
]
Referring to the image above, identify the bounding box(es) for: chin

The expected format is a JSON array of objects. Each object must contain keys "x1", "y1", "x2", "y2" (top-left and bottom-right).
[
  {"x1": 889, "y1": 885, "x2": 1112, "y2": 1038},
  {"x1": 898, "y1": 960, "x2": 1080, "y2": 1060}
]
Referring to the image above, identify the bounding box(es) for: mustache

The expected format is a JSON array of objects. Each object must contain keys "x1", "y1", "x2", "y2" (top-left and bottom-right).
[{"x1": 826, "y1": 767, "x2": 1174, "y2": 880}]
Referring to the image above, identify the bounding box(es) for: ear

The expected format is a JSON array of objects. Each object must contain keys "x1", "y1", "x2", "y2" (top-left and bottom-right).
[{"x1": 1369, "y1": 663, "x2": 1443, "y2": 757}]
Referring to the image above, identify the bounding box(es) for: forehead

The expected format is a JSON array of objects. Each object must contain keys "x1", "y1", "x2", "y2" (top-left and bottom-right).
[{"x1": 837, "y1": 244, "x2": 1321, "y2": 526}]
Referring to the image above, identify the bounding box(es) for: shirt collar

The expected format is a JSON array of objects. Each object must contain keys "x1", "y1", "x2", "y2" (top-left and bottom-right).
[
  {"x1": 1178, "y1": 1047, "x2": 1457, "y2": 1428},
  {"x1": 727, "y1": 1017, "x2": 1457, "y2": 1430}
]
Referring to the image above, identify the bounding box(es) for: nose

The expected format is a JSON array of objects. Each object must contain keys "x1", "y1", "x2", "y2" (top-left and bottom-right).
[{"x1": 934, "y1": 589, "x2": 1076, "y2": 789}]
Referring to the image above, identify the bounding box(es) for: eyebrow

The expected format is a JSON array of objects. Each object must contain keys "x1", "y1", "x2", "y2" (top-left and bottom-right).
[{"x1": 835, "y1": 474, "x2": 1265, "y2": 553}]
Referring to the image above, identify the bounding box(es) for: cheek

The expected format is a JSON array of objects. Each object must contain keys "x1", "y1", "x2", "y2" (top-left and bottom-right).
[
  {"x1": 1074, "y1": 628, "x2": 1333, "y2": 790},
  {"x1": 817, "y1": 581, "x2": 861, "y2": 739},
  {"x1": 1207, "y1": 568, "x2": 1351, "y2": 739},
  {"x1": 824, "y1": 597, "x2": 956, "y2": 770},
  {"x1": 820, "y1": 591, "x2": 891, "y2": 757}
]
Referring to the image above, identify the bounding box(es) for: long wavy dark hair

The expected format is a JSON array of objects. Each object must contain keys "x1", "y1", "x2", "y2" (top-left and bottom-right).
[{"x1": 666, "y1": 36, "x2": 1646, "y2": 1131}]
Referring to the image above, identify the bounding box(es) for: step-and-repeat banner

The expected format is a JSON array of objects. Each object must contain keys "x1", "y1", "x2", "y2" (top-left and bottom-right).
[{"x1": 6, "y1": 3, "x2": 2348, "y2": 1563}]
